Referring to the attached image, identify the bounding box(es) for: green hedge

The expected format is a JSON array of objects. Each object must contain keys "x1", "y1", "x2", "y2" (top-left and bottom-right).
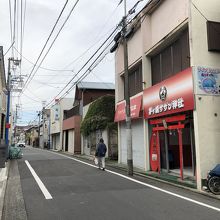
[{"x1": 80, "y1": 95, "x2": 117, "y2": 136}]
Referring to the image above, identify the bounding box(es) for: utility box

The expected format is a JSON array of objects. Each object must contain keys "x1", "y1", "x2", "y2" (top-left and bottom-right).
[{"x1": 0, "y1": 143, "x2": 6, "y2": 168}]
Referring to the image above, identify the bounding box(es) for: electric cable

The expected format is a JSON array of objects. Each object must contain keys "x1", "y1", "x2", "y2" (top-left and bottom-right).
[
  {"x1": 44, "y1": 26, "x2": 118, "y2": 108},
  {"x1": 21, "y1": 0, "x2": 80, "y2": 94},
  {"x1": 20, "y1": 0, "x2": 70, "y2": 92},
  {"x1": 44, "y1": 1, "x2": 147, "y2": 108},
  {"x1": 20, "y1": 0, "x2": 23, "y2": 63},
  {"x1": 22, "y1": 92, "x2": 42, "y2": 103},
  {"x1": 61, "y1": 50, "x2": 111, "y2": 98},
  {"x1": 12, "y1": 0, "x2": 17, "y2": 57},
  {"x1": 19, "y1": 1, "x2": 140, "y2": 122},
  {"x1": 46, "y1": 37, "x2": 114, "y2": 108},
  {"x1": 4, "y1": 41, "x2": 15, "y2": 56},
  {"x1": 8, "y1": 0, "x2": 13, "y2": 50},
  {"x1": 13, "y1": 46, "x2": 73, "y2": 72},
  {"x1": 16, "y1": 0, "x2": 19, "y2": 58},
  {"x1": 21, "y1": 0, "x2": 27, "y2": 56}
]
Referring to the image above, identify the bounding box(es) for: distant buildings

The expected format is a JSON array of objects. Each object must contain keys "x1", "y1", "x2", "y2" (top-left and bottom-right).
[
  {"x1": 27, "y1": 82, "x2": 116, "y2": 159},
  {"x1": 63, "y1": 82, "x2": 115, "y2": 155}
]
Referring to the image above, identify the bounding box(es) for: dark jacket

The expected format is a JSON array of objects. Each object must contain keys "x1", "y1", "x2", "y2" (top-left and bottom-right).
[{"x1": 96, "y1": 143, "x2": 107, "y2": 157}]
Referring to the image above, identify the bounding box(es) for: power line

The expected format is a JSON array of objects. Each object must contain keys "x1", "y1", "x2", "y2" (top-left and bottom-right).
[
  {"x1": 16, "y1": 0, "x2": 19, "y2": 59},
  {"x1": 13, "y1": 24, "x2": 117, "y2": 74},
  {"x1": 4, "y1": 41, "x2": 15, "y2": 56},
  {"x1": 22, "y1": 92, "x2": 42, "y2": 103},
  {"x1": 21, "y1": 0, "x2": 81, "y2": 94},
  {"x1": 13, "y1": 46, "x2": 73, "y2": 72},
  {"x1": 191, "y1": 1, "x2": 207, "y2": 21},
  {"x1": 44, "y1": 26, "x2": 118, "y2": 108},
  {"x1": 20, "y1": 0, "x2": 70, "y2": 92},
  {"x1": 60, "y1": 51, "x2": 110, "y2": 100},
  {"x1": 8, "y1": 0, "x2": 13, "y2": 49},
  {"x1": 12, "y1": 0, "x2": 17, "y2": 57},
  {"x1": 46, "y1": 36, "x2": 114, "y2": 108},
  {"x1": 48, "y1": 1, "x2": 147, "y2": 107},
  {"x1": 21, "y1": 0, "x2": 27, "y2": 59}
]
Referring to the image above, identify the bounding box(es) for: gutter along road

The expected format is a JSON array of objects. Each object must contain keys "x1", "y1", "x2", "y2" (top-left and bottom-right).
[{"x1": 3, "y1": 147, "x2": 220, "y2": 220}]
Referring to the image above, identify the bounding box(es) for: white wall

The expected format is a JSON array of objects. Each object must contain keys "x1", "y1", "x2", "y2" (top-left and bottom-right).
[
  {"x1": 68, "y1": 129, "x2": 75, "y2": 154},
  {"x1": 119, "y1": 119, "x2": 145, "y2": 169},
  {"x1": 189, "y1": 0, "x2": 220, "y2": 189},
  {"x1": 132, "y1": 119, "x2": 145, "y2": 169},
  {"x1": 50, "y1": 98, "x2": 73, "y2": 151},
  {"x1": 150, "y1": 0, "x2": 188, "y2": 50}
]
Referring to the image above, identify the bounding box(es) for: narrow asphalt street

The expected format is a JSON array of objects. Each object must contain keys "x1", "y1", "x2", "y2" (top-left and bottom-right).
[{"x1": 3, "y1": 146, "x2": 220, "y2": 220}]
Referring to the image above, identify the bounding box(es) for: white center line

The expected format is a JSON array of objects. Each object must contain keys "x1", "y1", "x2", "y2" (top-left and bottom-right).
[
  {"x1": 25, "y1": 160, "x2": 52, "y2": 200},
  {"x1": 48, "y1": 150, "x2": 220, "y2": 212}
]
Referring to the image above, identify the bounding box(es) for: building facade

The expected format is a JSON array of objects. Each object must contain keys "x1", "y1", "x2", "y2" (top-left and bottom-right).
[
  {"x1": 0, "y1": 46, "x2": 6, "y2": 145},
  {"x1": 50, "y1": 98, "x2": 73, "y2": 151},
  {"x1": 25, "y1": 125, "x2": 39, "y2": 147},
  {"x1": 39, "y1": 108, "x2": 50, "y2": 149},
  {"x1": 63, "y1": 82, "x2": 115, "y2": 155},
  {"x1": 114, "y1": 0, "x2": 220, "y2": 190}
]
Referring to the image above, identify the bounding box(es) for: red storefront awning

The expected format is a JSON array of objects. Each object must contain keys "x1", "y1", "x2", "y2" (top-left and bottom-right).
[{"x1": 114, "y1": 95, "x2": 142, "y2": 122}]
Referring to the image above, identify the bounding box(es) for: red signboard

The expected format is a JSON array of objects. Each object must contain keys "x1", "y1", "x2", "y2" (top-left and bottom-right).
[
  {"x1": 114, "y1": 95, "x2": 142, "y2": 122},
  {"x1": 5, "y1": 123, "x2": 11, "y2": 129},
  {"x1": 143, "y1": 68, "x2": 194, "y2": 119}
]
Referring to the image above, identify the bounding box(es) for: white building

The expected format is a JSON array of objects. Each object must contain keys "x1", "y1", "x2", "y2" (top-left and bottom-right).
[
  {"x1": 114, "y1": 0, "x2": 220, "y2": 190},
  {"x1": 50, "y1": 98, "x2": 73, "y2": 151}
]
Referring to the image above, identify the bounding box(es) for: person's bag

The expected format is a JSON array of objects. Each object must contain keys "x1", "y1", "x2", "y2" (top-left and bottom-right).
[{"x1": 94, "y1": 157, "x2": 98, "y2": 165}]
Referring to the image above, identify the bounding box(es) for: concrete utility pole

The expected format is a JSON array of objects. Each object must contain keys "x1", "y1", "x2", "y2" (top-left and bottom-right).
[
  {"x1": 123, "y1": 0, "x2": 133, "y2": 176},
  {"x1": 5, "y1": 58, "x2": 12, "y2": 147},
  {"x1": 38, "y1": 111, "x2": 41, "y2": 148}
]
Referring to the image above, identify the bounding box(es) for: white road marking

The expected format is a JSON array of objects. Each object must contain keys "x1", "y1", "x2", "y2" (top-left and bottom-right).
[
  {"x1": 48, "y1": 150, "x2": 220, "y2": 212},
  {"x1": 25, "y1": 160, "x2": 52, "y2": 200},
  {"x1": 0, "y1": 167, "x2": 7, "y2": 198},
  {"x1": 0, "y1": 167, "x2": 7, "y2": 182}
]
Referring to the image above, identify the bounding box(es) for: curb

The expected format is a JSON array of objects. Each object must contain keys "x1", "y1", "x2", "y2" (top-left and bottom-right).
[{"x1": 0, "y1": 161, "x2": 9, "y2": 220}]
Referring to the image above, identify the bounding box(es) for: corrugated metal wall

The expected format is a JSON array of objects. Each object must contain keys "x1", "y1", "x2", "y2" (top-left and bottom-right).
[{"x1": 119, "y1": 119, "x2": 145, "y2": 169}]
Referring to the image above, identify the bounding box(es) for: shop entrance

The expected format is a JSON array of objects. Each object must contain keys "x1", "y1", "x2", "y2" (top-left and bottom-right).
[{"x1": 149, "y1": 114, "x2": 196, "y2": 180}]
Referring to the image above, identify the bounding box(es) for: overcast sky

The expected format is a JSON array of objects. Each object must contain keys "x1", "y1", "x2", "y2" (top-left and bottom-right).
[{"x1": 0, "y1": 0, "x2": 148, "y2": 125}]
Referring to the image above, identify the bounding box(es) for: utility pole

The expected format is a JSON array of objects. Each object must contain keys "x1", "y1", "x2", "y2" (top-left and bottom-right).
[
  {"x1": 5, "y1": 58, "x2": 12, "y2": 148},
  {"x1": 42, "y1": 107, "x2": 45, "y2": 149},
  {"x1": 38, "y1": 111, "x2": 41, "y2": 148},
  {"x1": 122, "y1": 0, "x2": 133, "y2": 176},
  {"x1": 13, "y1": 104, "x2": 19, "y2": 142}
]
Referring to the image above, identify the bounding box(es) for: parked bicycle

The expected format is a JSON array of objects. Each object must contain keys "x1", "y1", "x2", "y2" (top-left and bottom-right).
[{"x1": 207, "y1": 164, "x2": 220, "y2": 195}]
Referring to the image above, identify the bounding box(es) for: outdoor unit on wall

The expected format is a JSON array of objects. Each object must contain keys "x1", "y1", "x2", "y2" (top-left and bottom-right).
[{"x1": 207, "y1": 21, "x2": 220, "y2": 52}]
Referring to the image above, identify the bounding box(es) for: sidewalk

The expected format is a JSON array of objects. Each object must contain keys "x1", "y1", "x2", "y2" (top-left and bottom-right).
[{"x1": 70, "y1": 153, "x2": 220, "y2": 201}]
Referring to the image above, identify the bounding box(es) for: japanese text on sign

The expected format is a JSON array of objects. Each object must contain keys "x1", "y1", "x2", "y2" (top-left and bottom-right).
[{"x1": 148, "y1": 98, "x2": 184, "y2": 116}]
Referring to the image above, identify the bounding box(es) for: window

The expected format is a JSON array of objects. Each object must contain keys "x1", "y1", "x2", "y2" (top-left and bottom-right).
[
  {"x1": 151, "y1": 29, "x2": 190, "y2": 85},
  {"x1": 128, "y1": 63, "x2": 142, "y2": 97},
  {"x1": 207, "y1": 21, "x2": 220, "y2": 52}
]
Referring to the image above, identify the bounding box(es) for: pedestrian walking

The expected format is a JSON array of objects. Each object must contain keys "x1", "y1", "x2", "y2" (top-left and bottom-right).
[{"x1": 95, "y1": 138, "x2": 107, "y2": 171}]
